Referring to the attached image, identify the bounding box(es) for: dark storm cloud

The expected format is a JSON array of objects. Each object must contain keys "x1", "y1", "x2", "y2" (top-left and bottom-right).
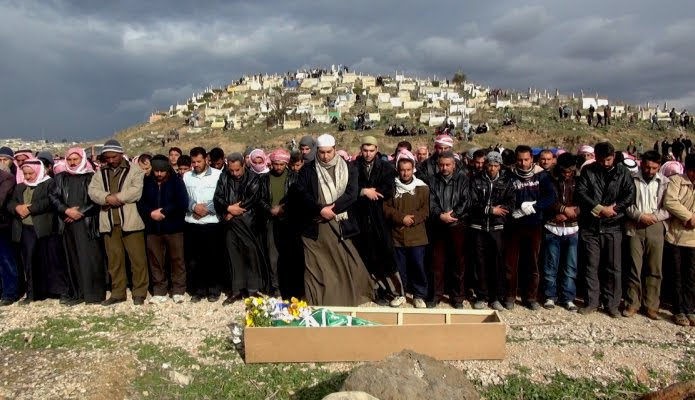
[{"x1": 0, "y1": 0, "x2": 694, "y2": 140}]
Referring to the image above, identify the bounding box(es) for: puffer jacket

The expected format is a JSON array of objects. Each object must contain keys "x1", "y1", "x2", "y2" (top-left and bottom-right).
[
  {"x1": 575, "y1": 162, "x2": 636, "y2": 232},
  {"x1": 428, "y1": 170, "x2": 469, "y2": 227},
  {"x1": 468, "y1": 171, "x2": 515, "y2": 231},
  {"x1": 663, "y1": 174, "x2": 695, "y2": 247}
]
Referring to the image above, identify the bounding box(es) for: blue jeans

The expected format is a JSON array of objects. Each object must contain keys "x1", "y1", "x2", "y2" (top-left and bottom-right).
[
  {"x1": 542, "y1": 232, "x2": 578, "y2": 304},
  {"x1": 0, "y1": 235, "x2": 19, "y2": 301},
  {"x1": 394, "y1": 246, "x2": 428, "y2": 299}
]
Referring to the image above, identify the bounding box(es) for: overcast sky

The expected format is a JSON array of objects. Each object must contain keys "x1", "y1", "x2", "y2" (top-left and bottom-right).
[{"x1": 1, "y1": 0, "x2": 694, "y2": 141}]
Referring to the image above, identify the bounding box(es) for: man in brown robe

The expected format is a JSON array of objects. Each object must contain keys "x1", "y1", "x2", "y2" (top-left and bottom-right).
[{"x1": 290, "y1": 134, "x2": 373, "y2": 306}]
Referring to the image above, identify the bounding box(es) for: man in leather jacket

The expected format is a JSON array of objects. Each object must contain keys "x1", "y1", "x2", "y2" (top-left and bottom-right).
[
  {"x1": 213, "y1": 152, "x2": 267, "y2": 304},
  {"x1": 575, "y1": 141, "x2": 636, "y2": 317},
  {"x1": 468, "y1": 151, "x2": 514, "y2": 311},
  {"x1": 427, "y1": 151, "x2": 470, "y2": 308}
]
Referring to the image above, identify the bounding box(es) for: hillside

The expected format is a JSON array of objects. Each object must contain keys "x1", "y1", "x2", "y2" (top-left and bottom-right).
[{"x1": 115, "y1": 106, "x2": 688, "y2": 157}]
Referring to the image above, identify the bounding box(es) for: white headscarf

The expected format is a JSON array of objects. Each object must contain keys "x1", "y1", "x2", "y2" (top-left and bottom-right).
[{"x1": 22, "y1": 159, "x2": 51, "y2": 187}]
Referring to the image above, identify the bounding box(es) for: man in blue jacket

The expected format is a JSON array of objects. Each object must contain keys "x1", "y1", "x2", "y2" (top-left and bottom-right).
[
  {"x1": 138, "y1": 155, "x2": 189, "y2": 304},
  {"x1": 504, "y1": 145, "x2": 556, "y2": 310}
]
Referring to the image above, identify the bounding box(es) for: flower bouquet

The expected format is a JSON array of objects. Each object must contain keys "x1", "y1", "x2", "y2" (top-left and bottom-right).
[{"x1": 243, "y1": 295, "x2": 377, "y2": 328}]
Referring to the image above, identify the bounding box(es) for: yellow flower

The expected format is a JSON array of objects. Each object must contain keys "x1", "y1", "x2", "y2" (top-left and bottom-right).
[
  {"x1": 253, "y1": 309, "x2": 259, "y2": 315},
  {"x1": 244, "y1": 298, "x2": 252, "y2": 306},
  {"x1": 290, "y1": 297, "x2": 298, "y2": 304}
]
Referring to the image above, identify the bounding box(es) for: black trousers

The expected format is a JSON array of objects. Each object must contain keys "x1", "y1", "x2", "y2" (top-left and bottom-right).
[
  {"x1": 184, "y1": 223, "x2": 222, "y2": 297},
  {"x1": 580, "y1": 229, "x2": 622, "y2": 311},
  {"x1": 472, "y1": 229, "x2": 504, "y2": 303},
  {"x1": 669, "y1": 243, "x2": 695, "y2": 315}
]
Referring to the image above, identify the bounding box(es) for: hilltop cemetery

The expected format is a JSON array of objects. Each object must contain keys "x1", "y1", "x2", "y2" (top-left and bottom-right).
[{"x1": 136, "y1": 65, "x2": 693, "y2": 153}]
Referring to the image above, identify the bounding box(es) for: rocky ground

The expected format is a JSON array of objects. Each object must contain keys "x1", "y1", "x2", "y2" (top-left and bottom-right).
[{"x1": 0, "y1": 293, "x2": 692, "y2": 399}]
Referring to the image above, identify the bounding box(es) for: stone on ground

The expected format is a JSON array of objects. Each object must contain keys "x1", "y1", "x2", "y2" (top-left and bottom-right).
[
  {"x1": 639, "y1": 380, "x2": 695, "y2": 400},
  {"x1": 341, "y1": 349, "x2": 480, "y2": 400},
  {"x1": 323, "y1": 391, "x2": 380, "y2": 400}
]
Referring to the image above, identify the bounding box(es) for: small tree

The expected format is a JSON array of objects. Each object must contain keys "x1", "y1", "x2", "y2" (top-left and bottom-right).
[
  {"x1": 452, "y1": 70, "x2": 467, "y2": 86},
  {"x1": 267, "y1": 91, "x2": 298, "y2": 128}
]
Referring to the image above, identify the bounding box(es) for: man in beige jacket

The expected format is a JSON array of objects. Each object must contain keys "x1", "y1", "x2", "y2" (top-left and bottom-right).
[
  {"x1": 662, "y1": 153, "x2": 695, "y2": 326},
  {"x1": 88, "y1": 140, "x2": 149, "y2": 306},
  {"x1": 624, "y1": 151, "x2": 669, "y2": 319}
]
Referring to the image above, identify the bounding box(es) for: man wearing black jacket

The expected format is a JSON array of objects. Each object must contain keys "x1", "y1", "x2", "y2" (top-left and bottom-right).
[
  {"x1": 505, "y1": 145, "x2": 556, "y2": 311},
  {"x1": 575, "y1": 141, "x2": 636, "y2": 317},
  {"x1": 468, "y1": 152, "x2": 515, "y2": 311},
  {"x1": 0, "y1": 162, "x2": 18, "y2": 305},
  {"x1": 427, "y1": 151, "x2": 470, "y2": 308},
  {"x1": 214, "y1": 153, "x2": 267, "y2": 304},
  {"x1": 258, "y1": 149, "x2": 298, "y2": 298},
  {"x1": 353, "y1": 136, "x2": 403, "y2": 306},
  {"x1": 137, "y1": 155, "x2": 189, "y2": 304}
]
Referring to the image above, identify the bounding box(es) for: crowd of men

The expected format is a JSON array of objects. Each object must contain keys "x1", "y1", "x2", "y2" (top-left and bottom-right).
[{"x1": 0, "y1": 132, "x2": 693, "y2": 327}]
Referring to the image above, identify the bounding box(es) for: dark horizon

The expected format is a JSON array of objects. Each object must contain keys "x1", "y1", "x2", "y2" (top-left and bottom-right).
[{"x1": 1, "y1": 1, "x2": 694, "y2": 140}]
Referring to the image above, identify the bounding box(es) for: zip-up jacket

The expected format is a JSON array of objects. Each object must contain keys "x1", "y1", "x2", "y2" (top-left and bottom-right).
[
  {"x1": 508, "y1": 165, "x2": 556, "y2": 227},
  {"x1": 428, "y1": 170, "x2": 469, "y2": 227},
  {"x1": 137, "y1": 170, "x2": 189, "y2": 235},
  {"x1": 468, "y1": 171, "x2": 515, "y2": 231},
  {"x1": 545, "y1": 172, "x2": 579, "y2": 229}
]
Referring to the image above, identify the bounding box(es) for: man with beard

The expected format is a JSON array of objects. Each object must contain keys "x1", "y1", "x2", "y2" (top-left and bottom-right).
[
  {"x1": 88, "y1": 140, "x2": 149, "y2": 306},
  {"x1": 138, "y1": 155, "x2": 189, "y2": 304},
  {"x1": 49, "y1": 147, "x2": 105, "y2": 304},
  {"x1": 468, "y1": 152, "x2": 514, "y2": 311},
  {"x1": 383, "y1": 150, "x2": 430, "y2": 308},
  {"x1": 624, "y1": 150, "x2": 669, "y2": 319},
  {"x1": 415, "y1": 146, "x2": 429, "y2": 164},
  {"x1": 575, "y1": 141, "x2": 636, "y2": 317},
  {"x1": 258, "y1": 149, "x2": 300, "y2": 297},
  {"x1": 214, "y1": 153, "x2": 267, "y2": 303},
  {"x1": 208, "y1": 147, "x2": 226, "y2": 170},
  {"x1": 427, "y1": 151, "x2": 470, "y2": 308},
  {"x1": 13, "y1": 149, "x2": 33, "y2": 184},
  {"x1": 353, "y1": 136, "x2": 403, "y2": 306},
  {"x1": 419, "y1": 135, "x2": 465, "y2": 180},
  {"x1": 505, "y1": 145, "x2": 556, "y2": 311},
  {"x1": 469, "y1": 149, "x2": 487, "y2": 176},
  {"x1": 182, "y1": 147, "x2": 222, "y2": 302},
  {"x1": 299, "y1": 135, "x2": 316, "y2": 161},
  {"x1": 290, "y1": 134, "x2": 373, "y2": 306}
]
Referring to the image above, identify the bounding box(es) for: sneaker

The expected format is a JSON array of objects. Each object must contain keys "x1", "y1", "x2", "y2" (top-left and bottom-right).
[
  {"x1": 578, "y1": 306, "x2": 597, "y2": 315},
  {"x1": 565, "y1": 301, "x2": 579, "y2": 312},
  {"x1": 503, "y1": 300, "x2": 515, "y2": 310},
  {"x1": 673, "y1": 313, "x2": 690, "y2": 326},
  {"x1": 413, "y1": 298, "x2": 427, "y2": 309},
  {"x1": 389, "y1": 296, "x2": 406, "y2": 308},
  {"x1": 133, "y1": 297, "x2": 146, "y2": 306},
  {"x1": 149, "y1": 295, "x2": 168, "y2": 304},
  {"x1": 101, "y1": 297, "x2": 125, "y2": 306},
  {"x1": 527, "y1": 301, "x2": 541, "y2": 311},
  {"x1": 172, "y1": 295, "x2": 185, "y2": 304},
  {"x1": 490, "y1": 301, "x2": 505, "y2": 312},
  {"x1": 472, "y1": 300, "x2": 486, "y2": 310},
  {"x1": 453, "y1": 302, "x2": 464, "y2": 309},
  {"x1": 543, "y1": 299, "x2": 555, "y2": 309},
  {"x1": 688, "y1": 314, "x2": 695, "y2": 326}
]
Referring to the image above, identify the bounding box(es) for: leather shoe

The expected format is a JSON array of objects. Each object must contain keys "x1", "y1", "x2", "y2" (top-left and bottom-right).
[
  {"x1": 644, "y1": 309, "x2": 659, "y2": 320},
  {"x1": 622, "y1": 307, "x2": 638, "y2": 318},
  {"x1": 133, "y1": 297, "x2": 145, "y2": 305},
  {"x1": 102, "y1": 297, "x2": 125, "y2": 306}
]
